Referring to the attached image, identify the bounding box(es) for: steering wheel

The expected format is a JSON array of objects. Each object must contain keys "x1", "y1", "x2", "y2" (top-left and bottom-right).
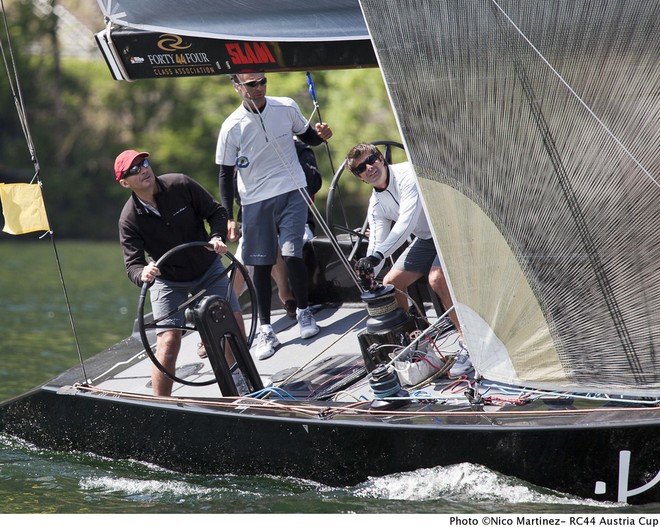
[
  {"x1": 137, "y1": 241, "x2": 257, "y2": 387},
  {"x1": 325, "y1": 140, "x2": 405, "y2": 263}
]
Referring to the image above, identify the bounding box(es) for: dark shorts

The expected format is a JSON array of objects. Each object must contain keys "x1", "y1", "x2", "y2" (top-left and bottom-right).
[
  {"x1": 150, "y1": 258, "x2": 240, "y2": 334},
  {"x1": 241, "y1": 190, "x2": 307, "y2": 266},
  {"x1": 392, "y1": 237, "x2": 438, "y2": 274}
]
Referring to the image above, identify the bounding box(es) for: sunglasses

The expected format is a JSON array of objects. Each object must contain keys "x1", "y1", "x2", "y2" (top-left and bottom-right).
[
  {"x1": 351, "y1": 152, "x2": 380, "y2": 175},
  {"x1": 240, "y1": 77, "x2": 267, "y2": 88},
  {"x1": 122, "y1": 158, "x2": 149, "y2": 178}
]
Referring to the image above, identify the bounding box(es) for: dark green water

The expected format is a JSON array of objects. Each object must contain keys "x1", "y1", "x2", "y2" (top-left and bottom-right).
[{"x1": 0, "y1": 241, "x2": 657, "y2": 514}]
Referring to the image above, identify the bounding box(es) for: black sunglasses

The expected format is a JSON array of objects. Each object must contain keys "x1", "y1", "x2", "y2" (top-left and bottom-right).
[
  {"x1": 241, "y1": 77, "x2": 267, "y2": 88},
  {"x1": 351, "y1": 152, "x2": 380, "y2": 175},
  {"x1": 122, "y1": 158, "x2": 149, "y2": 178}
]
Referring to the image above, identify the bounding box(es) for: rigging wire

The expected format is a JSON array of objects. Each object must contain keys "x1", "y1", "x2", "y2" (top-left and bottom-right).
[
  {"x1": 0, "y1": 0, "x2": 88, "y2": 383},
  {"x1": 0, "y1": 0, "x2": 37, "y2": 172}
]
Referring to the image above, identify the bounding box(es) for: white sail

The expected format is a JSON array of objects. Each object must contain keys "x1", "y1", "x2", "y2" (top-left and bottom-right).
[{"x1": 360, "y1": 0, "x2": 659, "y2": 396}]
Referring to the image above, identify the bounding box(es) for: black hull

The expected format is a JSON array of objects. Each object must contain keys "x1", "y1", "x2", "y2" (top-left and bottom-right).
[{"x1": 1, "y1": 386, "x2": 658, "y2": 504}]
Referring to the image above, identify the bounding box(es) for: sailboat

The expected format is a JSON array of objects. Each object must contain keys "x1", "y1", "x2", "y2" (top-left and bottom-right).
[{"x1": 0, "y1": 0, "x2": 657, "y2": 504}]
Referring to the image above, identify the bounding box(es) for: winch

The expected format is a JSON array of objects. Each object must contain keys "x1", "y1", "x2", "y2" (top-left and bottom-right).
[{"x1": 357, "y1": 284, "x2": 426, "y2": 372}]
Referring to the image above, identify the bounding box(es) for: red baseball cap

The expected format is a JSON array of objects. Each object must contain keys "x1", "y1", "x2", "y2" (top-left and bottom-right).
[{"x1": 114, "y1": 150, "x2": 149, "y2": 180}]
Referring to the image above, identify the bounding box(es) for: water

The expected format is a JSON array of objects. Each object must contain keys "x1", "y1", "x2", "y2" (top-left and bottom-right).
[
  {"x1": 0, "y1": 241, "x2": 658, "y2": 515},
  {"x1": 0, "y1": 433, "x2": 643, "y2": 515}
]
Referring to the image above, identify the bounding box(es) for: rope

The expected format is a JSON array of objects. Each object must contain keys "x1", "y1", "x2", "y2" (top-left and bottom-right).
[{"x1": 74, "y1": 383, "x2": 660, "y2": 416}]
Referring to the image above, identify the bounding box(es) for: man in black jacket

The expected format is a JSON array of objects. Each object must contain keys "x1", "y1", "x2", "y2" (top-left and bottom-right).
[{"x1": 115, "y1": 149, "x2": 246, "y2": 396}]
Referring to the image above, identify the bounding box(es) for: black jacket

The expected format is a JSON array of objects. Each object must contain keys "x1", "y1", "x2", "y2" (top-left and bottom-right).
[{"x1": 118, "y1": 173, "x2": 228, "y2": 286}]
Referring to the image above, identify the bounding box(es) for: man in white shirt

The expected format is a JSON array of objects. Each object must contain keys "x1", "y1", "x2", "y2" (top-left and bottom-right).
[
  {"x1": 346, "y1": 143, "x2": 473, "y2": 378},
  {"x1": 216, "y1": 72, "x2": 332, "y2": 360}
]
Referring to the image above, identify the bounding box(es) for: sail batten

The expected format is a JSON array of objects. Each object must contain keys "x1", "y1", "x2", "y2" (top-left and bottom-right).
[{"x1": 360, "y1": 0, "x2": 659, "y2": 396}]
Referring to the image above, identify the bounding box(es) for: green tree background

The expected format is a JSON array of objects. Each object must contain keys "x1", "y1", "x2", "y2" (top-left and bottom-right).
[{"x1": 1, "y1": 0, "x2": 402, "y2": 240}]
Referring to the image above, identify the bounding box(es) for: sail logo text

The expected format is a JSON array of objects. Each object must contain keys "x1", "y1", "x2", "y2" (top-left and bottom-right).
[
  {"x1": 225, "y1": 42, "x2": 275, "y2": 65},
  {"x1": 147, "y1": 52, "x2": 211, "y2": 66}
]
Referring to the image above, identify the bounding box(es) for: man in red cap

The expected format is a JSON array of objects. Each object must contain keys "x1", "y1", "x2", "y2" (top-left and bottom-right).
[{"x1": 115, "y1": 149, "x2": 249, "y2": 396}]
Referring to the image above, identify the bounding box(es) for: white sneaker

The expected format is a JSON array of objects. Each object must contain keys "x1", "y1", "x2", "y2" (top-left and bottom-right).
[
  {"x1": 297, "y1": 307, "x2": 319, "y2": 339},
  {"x1": 253, "y1": 326, "x2": 280, "y2": 360},
  {"x1": 448, "y1": 341, "x2": 474, "y2": 378},
  {"x1": 231, "y1": 369, "x2": 250, "y2": 395}
]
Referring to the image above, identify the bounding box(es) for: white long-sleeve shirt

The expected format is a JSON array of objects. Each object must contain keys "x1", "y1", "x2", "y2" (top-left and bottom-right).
[{"x1": 366, "y1": 161, "x2": 432, "y2": 270}]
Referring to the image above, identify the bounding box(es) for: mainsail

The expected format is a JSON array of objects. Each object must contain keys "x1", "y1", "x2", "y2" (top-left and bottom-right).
[{"x1": 360, "y1": 0, "x2": 659, "y2": 396}]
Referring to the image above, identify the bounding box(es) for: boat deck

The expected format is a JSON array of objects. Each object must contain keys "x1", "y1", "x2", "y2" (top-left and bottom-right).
[{"x1": 89, "y1": 302, "x2": 467, "y2": 403}]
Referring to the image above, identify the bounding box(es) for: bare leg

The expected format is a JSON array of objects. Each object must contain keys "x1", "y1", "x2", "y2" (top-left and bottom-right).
[
  {"x1": 383, "y1": 268, "x2": 424, "y2": 311},
  {"x1": 152, "y1": 329, "x2": 182, "y2": 396},
  {"x1": 232, "y1": 269, "x2": 246, "y2": 298},
  {"x1": 428, "y1": 265, "x2": 462, "y2": 337}
]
